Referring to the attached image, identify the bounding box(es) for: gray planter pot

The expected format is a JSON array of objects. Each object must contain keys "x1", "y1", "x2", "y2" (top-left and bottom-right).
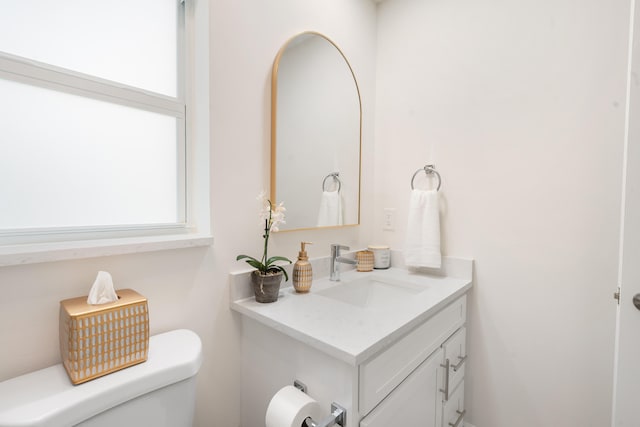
[{"x1": 251, "y1": 270, "x2": 283, "y2": 303}]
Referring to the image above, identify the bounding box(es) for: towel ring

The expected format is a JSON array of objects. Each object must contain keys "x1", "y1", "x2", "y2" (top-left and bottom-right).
[
  {"x1": 322, "y1": 172, "x2": 342, "y2": 193},
  {"x1": 410, "y1": 165, "x2": 442, "y2": 191}
]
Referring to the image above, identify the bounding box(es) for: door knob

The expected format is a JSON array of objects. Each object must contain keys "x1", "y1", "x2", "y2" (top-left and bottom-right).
[{"x1": 633, "y1": 294, "x2": 640, "y2": 310}]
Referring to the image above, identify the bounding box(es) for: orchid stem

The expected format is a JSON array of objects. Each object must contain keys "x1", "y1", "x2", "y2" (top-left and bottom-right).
[{"x1": 261, "y1": 200, "x2": 273, "y2": 273}]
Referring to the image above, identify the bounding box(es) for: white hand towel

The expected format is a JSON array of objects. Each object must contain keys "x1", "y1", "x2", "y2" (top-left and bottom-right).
[
  {"x1": 317, "y1": 191, "x2": 343, "y2": 226},
  {"x1": 404, "y1": 189, "x2": 441, "y2": 268}
]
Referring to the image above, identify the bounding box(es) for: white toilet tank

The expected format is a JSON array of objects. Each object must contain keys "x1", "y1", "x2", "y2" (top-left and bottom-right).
[{"x1": 0, "y1": 329, "x2": 202, "y2": 427}]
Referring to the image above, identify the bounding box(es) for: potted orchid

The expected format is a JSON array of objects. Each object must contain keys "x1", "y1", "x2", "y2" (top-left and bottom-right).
[{"x1": 236, "y1": 192, "x2": 292, "y2": 303}]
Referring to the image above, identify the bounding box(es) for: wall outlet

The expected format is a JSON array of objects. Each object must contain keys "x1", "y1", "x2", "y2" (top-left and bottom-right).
[{"x1": 383, "y1": 208, "x2": 396, "y2": 231}]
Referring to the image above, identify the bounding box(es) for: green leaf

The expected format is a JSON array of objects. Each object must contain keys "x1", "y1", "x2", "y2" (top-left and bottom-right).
[
  {"x1": 266, "y1": 256, "x2": 292, "y2": 266},
  {"x1": 273, "y1": 265, "x2": 289, "y2": 282},
  {"x1": 245, "y1": 259, "x2": 265, "y2": 271},
  {"x1": 237, "y1": 255, "x2": 266, "y2": 272}
]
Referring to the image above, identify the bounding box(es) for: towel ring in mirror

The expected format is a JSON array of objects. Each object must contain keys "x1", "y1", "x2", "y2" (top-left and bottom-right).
[
  {"x1": 411, "y1": 165, "x2": 442, "y2": 191},
  {"x1": 322, "y1": 172, "x2": 342, "y2": 193}
]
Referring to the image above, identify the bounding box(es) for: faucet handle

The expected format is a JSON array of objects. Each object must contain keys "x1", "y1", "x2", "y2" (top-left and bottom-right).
[{"x1": 331, "y1": 244, "x2": 350, "y2": 251}]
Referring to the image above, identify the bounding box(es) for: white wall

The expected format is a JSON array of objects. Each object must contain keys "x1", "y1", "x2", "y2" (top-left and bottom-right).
[
  {"x1": 374, "y1": 0, "x2": 629, "y2": 425},
  {"x1": 0, "y1": 1, "x2": 377, "y2": 427}
]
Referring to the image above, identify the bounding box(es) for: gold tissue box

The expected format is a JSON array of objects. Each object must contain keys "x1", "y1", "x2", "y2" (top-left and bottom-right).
[{"x1": 59, "y1": 289, "x2": 149, "y2": 385}]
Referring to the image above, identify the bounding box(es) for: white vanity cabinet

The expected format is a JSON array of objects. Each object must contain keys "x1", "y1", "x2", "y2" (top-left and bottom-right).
[
  {"x1": 359, "y1": 296, "x2": 467, "y2": 427},
  {"x1": 231, "y1": 259, "x2": 473, "y2": 427}
]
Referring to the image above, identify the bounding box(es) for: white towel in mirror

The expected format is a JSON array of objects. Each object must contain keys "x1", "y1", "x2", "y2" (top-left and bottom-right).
[
  {"x1": 317, "y1": 191, "x2": 343, "y2": 226},
  {"x1": 404, "y1": 189, "x2": 441, "y2": 268}
]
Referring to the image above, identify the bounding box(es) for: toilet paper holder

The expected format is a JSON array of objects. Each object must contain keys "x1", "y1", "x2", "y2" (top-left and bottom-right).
[{"x1": 293, "y1": 380, "x2": 346, "y2": 427}]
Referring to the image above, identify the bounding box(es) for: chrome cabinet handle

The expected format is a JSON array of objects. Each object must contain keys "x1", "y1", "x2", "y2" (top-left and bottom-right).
[
  {"x1": 448, "y1": 410, "x2": 466, "y2": 427},
  {"x1": 451, "y1": 355, "x2": 467, "y2": 372},
  {"x1": 633, "y1": 294, "x2": 640, "y2": 310},
  {"x1": 439, "y1": 359, "x2": 450, "y2": 401}
]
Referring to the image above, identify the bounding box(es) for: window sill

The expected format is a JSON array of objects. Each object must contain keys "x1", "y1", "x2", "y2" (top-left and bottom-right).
[{"x1": 0, "y1": 233, "x2": 214, "y2": 267}]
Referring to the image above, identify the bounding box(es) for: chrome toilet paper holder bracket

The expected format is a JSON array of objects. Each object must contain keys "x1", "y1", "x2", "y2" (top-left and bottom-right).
[
  {"x1": 293, "y1": 380, "x2": 346, "y2": 427},
  {"x1": 293, "y1": 380, "x2": 308, "y2": 393},
  {"x1": 304, "y1": 403, "x2": 346, "y2": 427}
]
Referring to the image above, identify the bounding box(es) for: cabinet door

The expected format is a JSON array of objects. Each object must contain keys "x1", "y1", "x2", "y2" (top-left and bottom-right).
[
  {"x1": 360, "y1": 348, "x2": 443, "y2": 427},
  {"x1": 360, "y1": 296, "x2": 466, "y2": 415}
]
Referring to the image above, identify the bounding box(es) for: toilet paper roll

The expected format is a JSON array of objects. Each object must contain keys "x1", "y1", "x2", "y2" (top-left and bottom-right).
[{"x1": 265, "y1": 385, "x2": 323, "y2": 427}]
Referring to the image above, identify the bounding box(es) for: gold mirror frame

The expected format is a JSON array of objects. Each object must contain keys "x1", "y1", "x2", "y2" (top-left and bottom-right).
[{"x1": 270, "y1": 31, "x2": 363, "y2": 231}]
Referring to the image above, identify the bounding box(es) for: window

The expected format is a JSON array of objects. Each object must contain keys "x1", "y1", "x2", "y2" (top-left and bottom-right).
[{"x1": 0, "y1": 0, "x2": 211, "y2": 263}]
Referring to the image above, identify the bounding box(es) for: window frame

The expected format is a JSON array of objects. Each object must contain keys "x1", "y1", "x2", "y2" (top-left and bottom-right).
[{"x1": 0, "y1": 0, "x2": 212, "y2": 266}]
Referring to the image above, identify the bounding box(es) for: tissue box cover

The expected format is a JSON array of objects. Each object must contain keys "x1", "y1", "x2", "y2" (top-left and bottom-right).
[{"x1": 59, "y1": 289, "x2": 149, "y2": 385}]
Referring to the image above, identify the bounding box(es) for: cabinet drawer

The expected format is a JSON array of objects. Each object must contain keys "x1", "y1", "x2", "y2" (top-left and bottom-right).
[
  {"x1": 359, "y1": 295, "x2": 466, "y2": 415},
  {"x1": 443, "y1": 326, "x2": 466, "y2": 393},
  {"x1": 443, "y1": 381, "x2": 465, "y2": 427}
]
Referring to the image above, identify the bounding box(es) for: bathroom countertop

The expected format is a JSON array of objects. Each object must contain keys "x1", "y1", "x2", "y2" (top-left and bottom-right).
[{"x1": 230, "y1": 257, "x2": 473, "y2": 365}]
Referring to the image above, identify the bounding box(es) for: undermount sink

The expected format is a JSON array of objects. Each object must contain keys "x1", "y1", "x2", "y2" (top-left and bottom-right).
[{"x1": 317, "y1": 275, "x2": 428, "y2": 310}]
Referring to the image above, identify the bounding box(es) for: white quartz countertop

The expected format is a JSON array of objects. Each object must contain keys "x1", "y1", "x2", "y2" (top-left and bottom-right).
[{"x1": 230, "y1": 257, "x2": 472, "y2": 365}]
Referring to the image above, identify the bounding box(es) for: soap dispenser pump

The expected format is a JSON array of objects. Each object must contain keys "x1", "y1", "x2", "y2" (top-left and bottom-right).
[{"x1": 293, "y1": 241, "x2": 313, "y2": 293}]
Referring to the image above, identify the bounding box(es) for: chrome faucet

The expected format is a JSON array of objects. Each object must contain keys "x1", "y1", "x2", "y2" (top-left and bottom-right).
[{"x1": 330, "y1": 244, "x2": 357, "y2": 281}]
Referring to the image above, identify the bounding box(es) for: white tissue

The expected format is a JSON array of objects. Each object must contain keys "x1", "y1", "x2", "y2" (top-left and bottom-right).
[{"x1": 87, "y1": 271, "x2": 118, "y2": 305}]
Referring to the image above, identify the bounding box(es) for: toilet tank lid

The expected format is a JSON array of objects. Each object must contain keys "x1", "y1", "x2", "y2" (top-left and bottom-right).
[{"x1": 0, "y1": 329, "x2": 202, "y2": 427}]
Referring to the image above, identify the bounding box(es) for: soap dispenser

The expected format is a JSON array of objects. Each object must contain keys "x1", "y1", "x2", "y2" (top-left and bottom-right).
[{"x1": 293, "y1": 242, "x2": 313, "y2": 293}]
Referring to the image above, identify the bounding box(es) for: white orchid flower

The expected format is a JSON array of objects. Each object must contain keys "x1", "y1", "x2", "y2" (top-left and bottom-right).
[{"x1": 236, "y1": 192, "x2": 292, "y2": 280}]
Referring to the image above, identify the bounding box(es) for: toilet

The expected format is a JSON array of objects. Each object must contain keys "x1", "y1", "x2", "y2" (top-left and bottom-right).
[{"x1": 0, "y1": 329, "x2": 202, "y2": 427}]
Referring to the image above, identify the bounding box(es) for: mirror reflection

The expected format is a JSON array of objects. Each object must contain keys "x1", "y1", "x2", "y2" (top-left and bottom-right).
[{"x1": 271, "y1": 32, "x2": 361, "y2": 231}]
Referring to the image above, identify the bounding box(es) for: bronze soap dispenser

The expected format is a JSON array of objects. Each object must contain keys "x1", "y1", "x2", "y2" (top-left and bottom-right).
[{"x1": 293, "y1": 241, "x2": 313, "y2": 293}]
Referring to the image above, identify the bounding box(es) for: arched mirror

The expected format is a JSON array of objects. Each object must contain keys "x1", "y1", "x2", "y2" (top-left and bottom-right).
[{"x1": 271, "y1": 32, "x2": 362, "y2": 231}]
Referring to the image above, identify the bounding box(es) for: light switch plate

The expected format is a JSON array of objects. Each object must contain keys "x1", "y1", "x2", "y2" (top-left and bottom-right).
[{"x1": 383, "y1": 208, "x2": 396, "y2": 231}]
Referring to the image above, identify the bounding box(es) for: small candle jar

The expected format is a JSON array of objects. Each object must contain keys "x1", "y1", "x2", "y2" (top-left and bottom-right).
[{"x1": 368, "y1": 245, "x2": 391, "y2": 269}]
